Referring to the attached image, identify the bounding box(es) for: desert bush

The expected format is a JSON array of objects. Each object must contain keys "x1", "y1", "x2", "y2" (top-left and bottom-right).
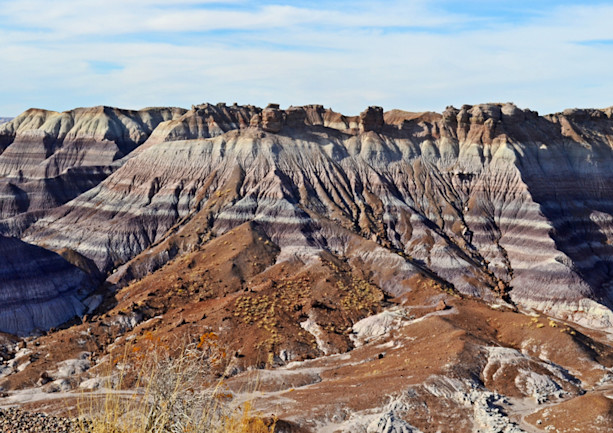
[{"x1": 77, "y1": 333, "x2": 275, "y2": 433}]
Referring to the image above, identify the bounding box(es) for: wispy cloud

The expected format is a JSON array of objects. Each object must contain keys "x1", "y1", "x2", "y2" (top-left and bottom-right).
[{"x1": 0, "y1": 0, "x2": 612, "y2": 115}]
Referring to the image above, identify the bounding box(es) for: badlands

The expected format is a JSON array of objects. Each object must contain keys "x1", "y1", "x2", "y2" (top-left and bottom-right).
[{"x1": 0, "y1": 102, "x2": 612, "y2": 432}]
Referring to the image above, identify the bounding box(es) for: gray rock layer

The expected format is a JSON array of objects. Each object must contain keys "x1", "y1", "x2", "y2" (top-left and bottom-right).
[
  {"x1": 0, "y1": 106, "x2": 186, "y2": 236},
  {"x1": 0, "y1": 235, "x2": 94, "y2": 336}
]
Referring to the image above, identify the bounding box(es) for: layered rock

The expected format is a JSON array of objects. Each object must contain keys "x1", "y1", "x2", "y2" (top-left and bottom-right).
[
  {"x1": 359, "y1": 106, "x2": 384, "y2": 132},
  {"x1": 0, "y1": 106, "x2": 186, "y2": 178},
  {"x1": 0, "y1": 235, "x2": 96, "y2": 336},
  {"x1": 0, "y1": 106, "x2": 186, "y2": 235},
  {"x1": 7, "y1": 101, "x2": 613, "y2": 330},
  {"x1": 261, "y1": 104, "x2": 284, "y2": 133},
  {"x1": 5, "y1": 102, "x2": 613, "y2": 433},
  {"x1": 144, "y1": 102, "x2": 259, "y2": 146}
]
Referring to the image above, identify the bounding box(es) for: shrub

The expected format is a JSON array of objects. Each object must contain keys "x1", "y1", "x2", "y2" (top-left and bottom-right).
[{"x1": 77, "y1": 334, "x2": 275, "y2": 433}]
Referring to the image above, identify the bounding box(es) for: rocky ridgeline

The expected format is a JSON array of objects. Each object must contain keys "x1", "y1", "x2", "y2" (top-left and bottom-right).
[
  {"x1": 248, "y1": 103, "x2": 381, "y2": 133},
  {"x1": 0, "y1": 407, "x2": 79, "y2": 433},
  {"x1": 0, "y1": 106, "x2": 186, "y2": 178},
  {"x1": 146, "y1": 102, "x2": 371, "y2": 140},
  {"x1": 2, "y1": 102, "x2": 613, "y2": 433},
  {"x1": 0, "y1": 106, "x2": 186, "y2": 236},
  {"x1": 2, "y1": 102, "x2": 613, "y2": 336}
]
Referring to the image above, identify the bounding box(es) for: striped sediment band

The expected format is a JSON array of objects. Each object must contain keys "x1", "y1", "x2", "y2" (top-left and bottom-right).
[{"x1": 0, "y1": 236, "x2": 91, "y2": 335}]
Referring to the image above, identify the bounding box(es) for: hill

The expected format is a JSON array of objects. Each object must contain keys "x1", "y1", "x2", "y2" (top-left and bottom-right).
[{"x1": 1, "y1": 102, "x2": 613, "y2": 432}]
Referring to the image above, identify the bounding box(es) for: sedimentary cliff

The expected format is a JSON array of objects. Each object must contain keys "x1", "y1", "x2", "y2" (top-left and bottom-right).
[
  {"x1": 17, "y1": 102, "x2": 613, "y2": 330},
  {"x1": 0, "y1": 106, "x2": 185, "y2": 235},
  {"x1": 0, "y1": 106, "x2": 186, "y2": 335},
  {"x1": 0, "y1": 235, "x2": 96, "y2": 336},
  {"x1": 3, "y1": 102, "x2": 613, "y2": 432},
  {"x1": 3, "y1": 101, "x2": 613, "y2": 335}
]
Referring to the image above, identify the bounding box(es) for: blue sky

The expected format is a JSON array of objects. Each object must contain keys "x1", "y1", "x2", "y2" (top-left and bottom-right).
[{"x1": 0, "y1": 0, "x2": 612, "y2": 116}]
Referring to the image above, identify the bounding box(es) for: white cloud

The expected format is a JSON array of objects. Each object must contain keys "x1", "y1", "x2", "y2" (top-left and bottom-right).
[
  {"x1": 0, "y1": 1, "x2": 612, "y2": 115},
  {"x1": 0, "y1": 0, "x2": 449, "y2": 37}
]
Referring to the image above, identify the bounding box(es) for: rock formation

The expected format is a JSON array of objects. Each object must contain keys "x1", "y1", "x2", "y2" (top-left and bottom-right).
[
  {"x1": 359, "y1": 105, "x2": 384, "y2": 132},
  {"x1": 2, "y1": 101, "x2": 613, "y2": 432},
  {"x1": 0, "y1": 106, "x2": 185, "y2": 235},
  {"x1": 0, "y1": 235, "x2": 96, "y2": 336},
  {"x1": 14, "y1": 102, "x2": 613, "y2": 330},
  {"x1": 260, "y1": 103, "x2": 284, "y2": 133}
]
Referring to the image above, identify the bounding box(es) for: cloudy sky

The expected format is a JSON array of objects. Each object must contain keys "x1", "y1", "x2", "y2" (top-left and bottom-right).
[{"x1": 1, "y1": 0, "x2": 612, "y2": 116}]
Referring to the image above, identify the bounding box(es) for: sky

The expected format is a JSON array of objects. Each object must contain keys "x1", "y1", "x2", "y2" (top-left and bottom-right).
[{"x1": 1, "y1": 0, "x2": 613, "y2": 116}]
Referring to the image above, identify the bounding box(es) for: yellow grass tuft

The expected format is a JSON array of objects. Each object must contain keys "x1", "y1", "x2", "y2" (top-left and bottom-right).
[{"x1": 76, "y1": 333, "x2": 275, "y2": 433}]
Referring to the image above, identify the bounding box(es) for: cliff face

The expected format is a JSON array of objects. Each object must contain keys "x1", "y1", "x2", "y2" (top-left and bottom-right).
[
  {"x1": 12, "y1": 102, "x2": 613, "y2": 331},
  {"x1": 4, "y1": 102, "x2": 613, "y2": 432},
  {"x1": 4, "y1": 101, "x2": 613, "y2": 335},
  {"x1": 0, "y1": 106, "x2": 186, "y2": 335},
  {"x1": 0, "y1": 235, "x2": 96, "y2": 336},
  {"x1": 0, "y1": 106, "x2": 186, "y2": 235}
]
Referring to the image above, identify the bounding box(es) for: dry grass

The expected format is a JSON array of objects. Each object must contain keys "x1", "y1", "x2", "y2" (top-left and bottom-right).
[{"x1": 76, "y1": 334, "x2": 275, "y2": 433}]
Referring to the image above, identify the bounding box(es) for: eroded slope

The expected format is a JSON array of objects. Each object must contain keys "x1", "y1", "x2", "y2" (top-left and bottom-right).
[
  {"x1": 2, "y1": 102, "x2": 613, "y2": 432},
  {"x1": 0, "y1": 235, "x2": 97, "y2": 336},
  {"x1": 21, "y1": 103, "x2": 613, "y2": 329}
]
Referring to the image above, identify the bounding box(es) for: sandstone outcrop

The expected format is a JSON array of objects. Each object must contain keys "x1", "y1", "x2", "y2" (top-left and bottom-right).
[
  {"x1": 359, "y1": 105, "x2": 384, "y2": 132},
  {"x1": 261, "y1": 104, "x2": 284, "y2": 133}
]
